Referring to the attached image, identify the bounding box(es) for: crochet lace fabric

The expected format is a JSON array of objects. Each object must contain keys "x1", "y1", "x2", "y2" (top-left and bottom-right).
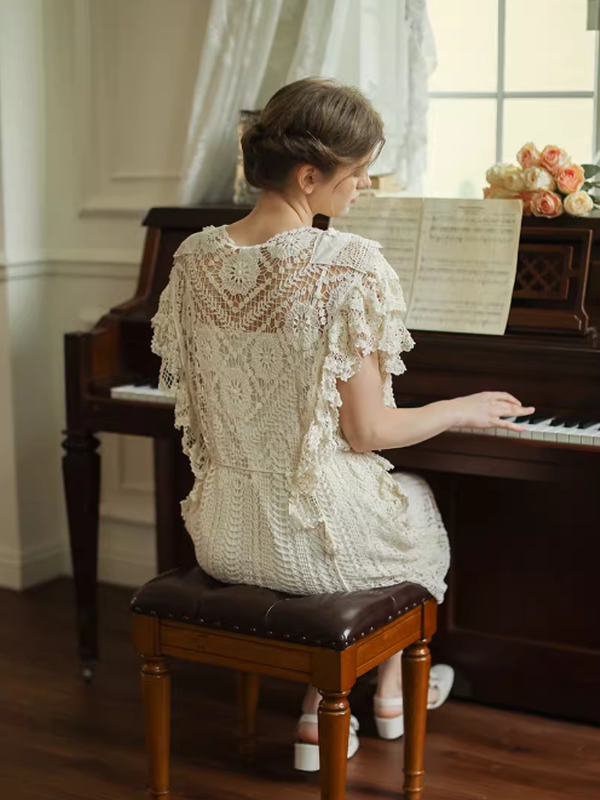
[{"x1": 151, "y1": 225, "x2": 449, "y2": 601}]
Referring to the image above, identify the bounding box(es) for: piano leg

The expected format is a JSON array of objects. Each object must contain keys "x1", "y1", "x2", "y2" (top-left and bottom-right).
[{"x1": 62, "y1": 430, "x2": 101, "y2": 682}]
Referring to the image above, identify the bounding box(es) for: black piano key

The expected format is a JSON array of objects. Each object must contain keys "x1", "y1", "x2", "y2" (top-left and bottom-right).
[
  {"x1": 523, "y1": 412, "x2": 553, "y2": 425},
  {"x1": 514, "y1": 413, "x2": 536, "y2": 423},
  {"x1": 577, "y1": 418, "x2": 600, "y2": 429},
  {"x1": 550, "y1": 416, "x2": 575, "y2": 427},
  {"x1": 559, "y1": 417, "x2": 580, "y2": 428}
]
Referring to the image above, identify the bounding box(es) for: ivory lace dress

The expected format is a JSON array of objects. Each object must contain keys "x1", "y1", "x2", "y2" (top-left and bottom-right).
[{"x1": 151, "y1": 225, "x2": 450, "y2": 602}]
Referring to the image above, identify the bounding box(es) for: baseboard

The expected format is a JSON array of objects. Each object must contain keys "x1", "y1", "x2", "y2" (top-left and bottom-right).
[{"x1": 0, "y1": 541, "x2": 65, "y2": 590}]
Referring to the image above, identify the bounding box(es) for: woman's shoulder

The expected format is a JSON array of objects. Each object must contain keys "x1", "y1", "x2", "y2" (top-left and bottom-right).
[
  {"x1": 173, "y1": 226, "x2": 225, "y2": 259},
  {"x1": 311, "y1": 227, "x2": 386, "y2": 275}
]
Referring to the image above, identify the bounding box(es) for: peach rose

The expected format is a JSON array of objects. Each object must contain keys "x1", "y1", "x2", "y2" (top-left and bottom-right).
[
  {"x1": 486, "y1": 163, "x2": 525, "y2": 192},
  {"x1": 483, "y1": 184, "x2": 518, "y2": 199},
  {"x1": 556, "y1": 164, "x2": 585, "y2": 194},
  {"x1": 540, "y1": 145, "x2": 571, "y2": 175},
  {"x1": 522, "y1": 166, "x2": 556, "y2": 192},
  {"x1": 563, "y1": 191, "x2": 594, "y2": 217},
  {"x1": 530, "y1": 190, "x2": 563, "y2": 218},
  {"x1": 517, "y1": 142, "x2": 541, "y2": 169},
  {"x1": 516, "y1": 191, "x2": 537, "y2": 215}
]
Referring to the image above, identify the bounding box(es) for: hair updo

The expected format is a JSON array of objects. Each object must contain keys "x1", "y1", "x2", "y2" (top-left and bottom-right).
[{"x1": 241, "y1": 78, "x2": 385, "y2": 191}]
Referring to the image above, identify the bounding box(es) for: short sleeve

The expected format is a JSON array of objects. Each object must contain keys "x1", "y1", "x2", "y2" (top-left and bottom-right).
[
  {"x1": 326, "y1": 251, "x2": 415, "y2": 384},
  {"x1": 151, "y1": 262, "x2": 206, "y2": 487},
  {"x1": 288, "y1": 248, "x2": 415, "y2": 532}
]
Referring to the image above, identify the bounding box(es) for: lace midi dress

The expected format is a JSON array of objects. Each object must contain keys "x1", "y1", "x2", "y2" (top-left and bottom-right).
[{"x1": 151, "y1": 224, "x2": 450, "y2": 602}]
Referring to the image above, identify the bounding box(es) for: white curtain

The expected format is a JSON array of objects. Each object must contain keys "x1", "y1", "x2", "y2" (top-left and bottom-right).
[{"x1": 178, "y1": 0, "x2": 436, "y2": 204}]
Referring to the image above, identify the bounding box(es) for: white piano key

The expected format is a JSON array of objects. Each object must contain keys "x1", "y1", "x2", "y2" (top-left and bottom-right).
[
  {"x1": 580, "y1": 423, "x2": 600, "y2": 446},
  {"x1": 111, "y1": 384, "x2": 175, "y2": 405}
]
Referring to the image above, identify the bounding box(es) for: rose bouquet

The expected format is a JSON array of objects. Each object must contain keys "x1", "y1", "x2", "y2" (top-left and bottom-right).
[{"x1": 484, "y1": 143, "x2": 600, "y2": 218}]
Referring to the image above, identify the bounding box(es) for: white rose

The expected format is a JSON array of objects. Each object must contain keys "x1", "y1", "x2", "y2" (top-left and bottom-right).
[
  {"x1": 563, "y1": 191, "x2": 594, "y2": 217},
  {"x1": 522, "y1": 166, "x2": 556, "y2": 192},
  {"x1": 486, "y1": 163, "x2": 525, "y2": 192}
]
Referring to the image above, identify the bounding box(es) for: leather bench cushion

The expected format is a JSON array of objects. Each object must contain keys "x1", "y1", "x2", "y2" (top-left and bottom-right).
[{"x1": 131, "y1": 567, "x2": 431, "y2": 651}]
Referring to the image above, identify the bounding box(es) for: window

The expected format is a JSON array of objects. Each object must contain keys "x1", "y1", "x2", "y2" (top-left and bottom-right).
[{"x1": 424, "y1": 0, "x2": 598, "y2": 198}]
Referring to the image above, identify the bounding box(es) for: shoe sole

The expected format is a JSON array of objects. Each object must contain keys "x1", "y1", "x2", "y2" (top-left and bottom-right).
[{"x1": 294, "y1": 733, "x2": 360, "y2": 772}]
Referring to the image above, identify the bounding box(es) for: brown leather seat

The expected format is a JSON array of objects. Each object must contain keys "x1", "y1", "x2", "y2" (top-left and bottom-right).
[{"x1": 131, "y1": 566, "x2": 431, "y2": 651}]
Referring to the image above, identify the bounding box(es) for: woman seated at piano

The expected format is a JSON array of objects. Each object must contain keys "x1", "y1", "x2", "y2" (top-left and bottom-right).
[{"x1": 152, "y1": 77, "x2": 534, "y2": 770}]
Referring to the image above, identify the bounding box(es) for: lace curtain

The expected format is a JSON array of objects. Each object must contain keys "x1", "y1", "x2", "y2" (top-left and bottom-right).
[{"x1": 178, "y1": 0, "x2": 436, "y2": 204}]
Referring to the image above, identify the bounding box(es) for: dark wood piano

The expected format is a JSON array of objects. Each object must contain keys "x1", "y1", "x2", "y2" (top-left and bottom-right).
[{"x1": 63, "y1": 207, "x2": 600, "y2": 725}]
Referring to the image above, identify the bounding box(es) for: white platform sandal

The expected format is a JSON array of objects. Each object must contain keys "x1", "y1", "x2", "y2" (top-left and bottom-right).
[
  {"x1": 374, "y1": 663, "x2": 455, "y2": 741},
  {"x1": 294, "y1": 713, "x2": 360, "y2": 772},
  {"x1": 374, "y1": 696, "x2": 404, "y2": 740},
  {"x1": 427, "y1": 664, "x2": 455, "y2": 710}
]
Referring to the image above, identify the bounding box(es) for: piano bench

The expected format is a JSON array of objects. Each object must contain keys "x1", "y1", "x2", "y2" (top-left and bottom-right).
[{"x1": 131, "y1": 566, "x2": 437, "y2": 799}]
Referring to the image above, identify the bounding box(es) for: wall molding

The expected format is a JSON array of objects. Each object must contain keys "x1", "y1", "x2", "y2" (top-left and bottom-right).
[
  {"x1": 0, "y1": 255, "x2": 141, "y2": 283},
  {"x1": 73, "y1": 0, "x2": 185, "y2": 217}
]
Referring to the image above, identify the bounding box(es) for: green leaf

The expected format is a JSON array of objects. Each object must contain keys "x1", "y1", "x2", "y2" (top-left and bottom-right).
[{"x1": 581, "y1": 163, "x2": 600, "y2": 179}]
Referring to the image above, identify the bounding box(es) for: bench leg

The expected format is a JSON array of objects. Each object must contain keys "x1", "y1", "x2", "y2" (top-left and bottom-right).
[
  {"x1": 237, "y1": 671, "x2": 260, "y2": 760},
  {"x1": 141, "y1": 657, "x2": 171, "y2": 797},
  {"x1": 402, "y1": 640, "x2": 431, "y2": 798},
  {"x1": 317, "y1": 689, "x2": 351, "y2": 800}
]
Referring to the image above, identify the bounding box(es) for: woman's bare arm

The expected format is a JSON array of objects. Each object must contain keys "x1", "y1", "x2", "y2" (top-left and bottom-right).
[{"x1": 337, "y1": 351, "x2": 534, "y2": 453}]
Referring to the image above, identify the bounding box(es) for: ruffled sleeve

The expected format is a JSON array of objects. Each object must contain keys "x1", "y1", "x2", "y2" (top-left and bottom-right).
[
  {"x1": 288, "y1": 247, "x2": 415, "y2": 543},
  {"x1": 151, "y1": 261, "x2": 207, "y2": 490}
]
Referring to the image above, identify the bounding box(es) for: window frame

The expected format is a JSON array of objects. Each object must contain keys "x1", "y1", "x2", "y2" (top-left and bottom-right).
[{"x1": 428, "y1": 0, "x2": 600, "y2": 163}]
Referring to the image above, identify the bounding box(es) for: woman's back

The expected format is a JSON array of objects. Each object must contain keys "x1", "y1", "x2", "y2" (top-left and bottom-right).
[{"x1": 151, "y1": 223, "x2": 451, "y2": 598}]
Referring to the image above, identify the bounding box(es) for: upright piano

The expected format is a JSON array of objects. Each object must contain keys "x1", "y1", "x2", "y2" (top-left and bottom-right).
[{"x1": 63, "y1": 207, "x2": 600, "y2": 725}]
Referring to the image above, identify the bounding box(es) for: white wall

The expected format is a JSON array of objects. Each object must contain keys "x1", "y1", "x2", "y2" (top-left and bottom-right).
[{"x1": 0, "y1": 0, "x2": 211, "y2": 588}]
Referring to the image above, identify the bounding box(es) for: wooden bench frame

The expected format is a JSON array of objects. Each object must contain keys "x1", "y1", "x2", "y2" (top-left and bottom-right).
[{"x1": 133, "y1": 597, "x2": 437, "y2": 799}]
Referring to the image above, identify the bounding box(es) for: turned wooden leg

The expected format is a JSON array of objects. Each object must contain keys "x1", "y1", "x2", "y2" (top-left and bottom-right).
[
  {"x1": 62, "y1": 430, "x2": 101, "y2": 681},
  {"x1": 237, "y1": 672, "x2": 260, "y2": 760},
  {"x1": 317, "y1": 690, "x2": 351, "y2": 800},
  {"x1": 402, "y1": 640, "x2": 431, "y2": 799},
  {"x1": 141, "y1": 657, "x2": 171, "y2": 797}
]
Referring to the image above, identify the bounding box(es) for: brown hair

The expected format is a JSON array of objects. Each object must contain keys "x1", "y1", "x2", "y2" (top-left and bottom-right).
[{"x1": 241, "y1": 78, "x2": 385, "y2": 191}]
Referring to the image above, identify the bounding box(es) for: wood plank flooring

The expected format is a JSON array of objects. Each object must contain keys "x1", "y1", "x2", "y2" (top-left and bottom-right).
[{"x1": 1, "y1": 578, "x2": 599, "y2": 799}]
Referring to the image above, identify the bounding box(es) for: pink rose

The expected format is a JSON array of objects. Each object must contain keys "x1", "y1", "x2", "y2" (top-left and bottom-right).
[
  {"x1": 483, "y1": 184, "x2": 518, "y2": 199},
  {"x1": 540, "y1": 145, "x2": 571, "y2": 175},
  {"x1": 516, "y1": 191, "x2": 537, "y2": 215},
  {"x1": 530, "y1": 190, "x2": 563, "y2": 218},
  {"x1": 517, "y1": 142, "x2": 541, "y2": 169},
  {"x1": 555, "y1": 164, "x2": 585, "y2": 194}
]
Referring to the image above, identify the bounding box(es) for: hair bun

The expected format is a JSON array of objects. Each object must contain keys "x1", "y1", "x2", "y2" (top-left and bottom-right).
[{"x1": 241, "y1": 78, "x2": 384, "y2": 191}]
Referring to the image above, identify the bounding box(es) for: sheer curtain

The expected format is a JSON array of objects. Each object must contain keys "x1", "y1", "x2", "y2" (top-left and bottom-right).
[{"x1": 178, "y1": 0, "x2": 436, "y2": 204}]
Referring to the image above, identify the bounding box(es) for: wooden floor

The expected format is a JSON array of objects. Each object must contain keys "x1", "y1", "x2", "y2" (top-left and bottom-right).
[{"x1": 1, "y1": 580, "x2": 599, "y2": 800}]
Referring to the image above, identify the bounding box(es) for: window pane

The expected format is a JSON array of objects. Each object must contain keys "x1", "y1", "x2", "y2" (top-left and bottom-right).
[
  {"x1": 505, "y1": 0, "x2": 596, "y2": 92},
  {"x1": 424, "y1": 99, "x2": 497, "y2": 198},
  {"x1": 503, "y1": 98, "x2": 595, "y2": 165},
  {"x1": 428, "y1": 0, "x2": 498, "y2": 92}
]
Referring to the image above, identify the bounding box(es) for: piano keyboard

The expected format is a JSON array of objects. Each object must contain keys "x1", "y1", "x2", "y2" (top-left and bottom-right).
[
  {"x1": 111, "y1": 382, "x2": 175, "y2": 405},
  {"x1": 110, "y1": 385, "x2": 600, "y2": 447},
  {"x1": 452, "y1": 414, "x2": 600, "y2": 447}
]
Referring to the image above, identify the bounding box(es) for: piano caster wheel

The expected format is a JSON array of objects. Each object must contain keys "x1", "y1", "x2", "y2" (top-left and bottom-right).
[{"x1": 80, "y1": 662, "x2": 96, "y2": 684}]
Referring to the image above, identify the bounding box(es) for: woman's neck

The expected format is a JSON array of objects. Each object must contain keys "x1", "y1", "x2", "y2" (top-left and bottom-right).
[{"x1": 226, "y1": 191, "x2": 314, "y2": 246}]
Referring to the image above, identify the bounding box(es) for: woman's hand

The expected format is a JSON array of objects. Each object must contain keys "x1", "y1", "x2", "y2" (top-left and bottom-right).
[{"x1": 448, "y1": 392, "x2": 534, "y2": 432}]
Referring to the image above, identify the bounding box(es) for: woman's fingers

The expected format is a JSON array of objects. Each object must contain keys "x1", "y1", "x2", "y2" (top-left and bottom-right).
[{"x1": 495, "y1": 418, "x2": 527, "y2": 432}]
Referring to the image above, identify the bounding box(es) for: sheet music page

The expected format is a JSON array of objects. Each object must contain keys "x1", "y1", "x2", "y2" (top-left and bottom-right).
[
  {"x1": 406, "y1": 198, "x2": 522, "y2": 334},
  {"x1": 330, "y1": 196, "x2": 423, "y2": 308}
]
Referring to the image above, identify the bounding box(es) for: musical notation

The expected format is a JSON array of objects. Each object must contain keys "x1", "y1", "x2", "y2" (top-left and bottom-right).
[{"x1": 332, "y1": 197, "x2": 523, "y2": 335}]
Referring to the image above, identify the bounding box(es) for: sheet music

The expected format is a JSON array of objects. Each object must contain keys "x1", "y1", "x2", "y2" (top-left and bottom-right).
[
  {"x1": 407, "y1": 198, "x2": 522, "y2": 334},
  {"x1": 331, "y1": 196, "x2": 422, "y2": 308},
  {"x1": 331, "y1": 196, "x2": 522, "y2": 335}
]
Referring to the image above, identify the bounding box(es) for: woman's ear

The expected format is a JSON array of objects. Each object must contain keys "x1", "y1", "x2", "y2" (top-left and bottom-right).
[{"x1": 296, "y1": 164, "x2": 318, "y2": 195}]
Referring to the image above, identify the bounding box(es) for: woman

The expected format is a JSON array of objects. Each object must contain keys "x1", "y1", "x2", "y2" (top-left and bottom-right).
[{"x1": 151, "y1": 78, "x2": 533, "y2": 771}]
